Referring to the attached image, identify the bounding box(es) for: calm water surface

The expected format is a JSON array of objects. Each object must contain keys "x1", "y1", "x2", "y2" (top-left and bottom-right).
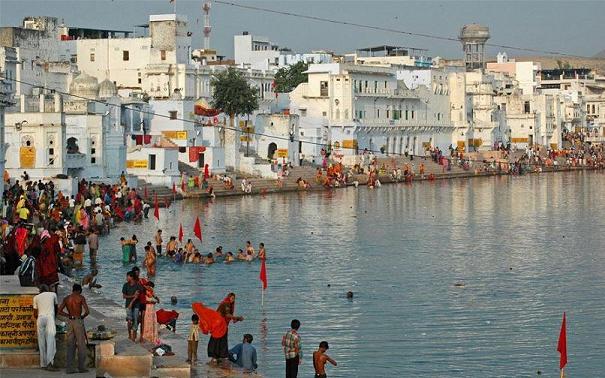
[{"x1": 89, "y1": 171, "x2": 605, "y2": 377}]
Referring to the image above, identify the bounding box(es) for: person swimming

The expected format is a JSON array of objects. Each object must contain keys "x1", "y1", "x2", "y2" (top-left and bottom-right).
[
  {"x1": 236, "y1": 249, "x2": 246, "y2": 261},
  {"x1": 225, "y1": 252, "x2": 235, "y2": 264},
  {"x1": 205, "y1": 253, "x2": 215, "y2": 265}
]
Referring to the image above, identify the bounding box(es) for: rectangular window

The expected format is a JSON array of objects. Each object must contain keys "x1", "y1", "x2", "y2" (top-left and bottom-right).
[
  {"x1": 411, "y1": 110, "x2": 415, "y2": 119},
  {"x1": 123, "y1": 50, "x2": 130, "y2": 61},
  {"x1": 377, "y1": 109, "x2": 380, "y2": 118},
  {"x1": 524, "y1": 101, "x2": 531, "y2": 114},
  {"x1": 161, "y1": 50, "x2": 166, "y2": 61},
  {"x1": 320, "y1": 81, "x2": 328, "y2": 97},
  {"x1": 322, "y1": 111, "x2": 327, "y2": 117},
  {"x1": 90, "y1": 53, "x2": 95, "y2": 62},
  {"x1": 405, "y1": 110, "x2": 409, "y2": 120},
  {"x1": 149, "y1": 154, "x2": 156, "y2": 170},
  {"x1": 138, "y1": 78, "x2": 142, "y2": 84},
  {"x1": 91, "y1": 148, "x2": 96, "y2": 155},
  {"x1": 169, "y1": 110, "x2": 178, "y2": 120},
  {"x1": 91, "y1": 157, "x2": 96, "y2": 164}
]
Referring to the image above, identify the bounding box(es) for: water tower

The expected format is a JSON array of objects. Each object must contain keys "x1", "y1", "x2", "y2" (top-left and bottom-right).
[{"x1": 459, "y1": 24, "x2": 490, "y2": 71}]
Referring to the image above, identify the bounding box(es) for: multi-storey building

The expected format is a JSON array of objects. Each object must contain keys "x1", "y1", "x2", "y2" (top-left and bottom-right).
[{"x1": 290, "y1": 62, "x2": 454, "y2": 161}]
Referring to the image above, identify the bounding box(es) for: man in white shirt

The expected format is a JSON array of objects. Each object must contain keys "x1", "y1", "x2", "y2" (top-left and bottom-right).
[{"x1": 33, "y1": 284, "x2": 58, "y2": 370}]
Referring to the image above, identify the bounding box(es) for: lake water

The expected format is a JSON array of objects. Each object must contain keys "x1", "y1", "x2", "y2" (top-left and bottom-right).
[{"x1": 88, "y1": 170, "x2": 605, "y2": 377}]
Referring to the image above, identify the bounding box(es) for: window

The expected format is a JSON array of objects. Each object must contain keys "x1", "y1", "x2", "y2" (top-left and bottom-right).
[
  {"x1": 524, "y1": 101, "x2": 531, "y2": 114},
  {"x1": 169, "y1": 111, "x2": 178, "y2": 120},
  {"x1": 377, "y1": 109, "x2": 380, "y2": 118},
  {"x1": 161, "y1": 50, "x2": 166, "y2": 61},
  {"x1": 138, "y1": 78, "x2": 142, "y2": 84},
  {"x1": 149, "y1": 154, "x2": 156, "y2": 170},
  {"x1": 405, "y1": 110, "x2": 409, "y2": 120},
  {"x1": 411, "y1": 110, "x2": 415, "y2": 119},
  {"x1": 322, "y1": 111, "x2": 327, "y2": 116},
  {"x1": 90, "y1": 53, "x2": 95, "y2": 62},
  {"x1": 320, "y1": 81, "x2": 328, "y2": 96},
  {"x1": 91, "y1": 157, "x2": 96, "y2": 164},
  {"x1": 123, "y1": 50, "x2": 130, "y2": 61}
]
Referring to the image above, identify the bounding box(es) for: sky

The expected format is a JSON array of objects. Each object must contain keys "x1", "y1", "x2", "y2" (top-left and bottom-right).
[{"x1": 1, "y1": 0, "x2": 603, "y2": 59}]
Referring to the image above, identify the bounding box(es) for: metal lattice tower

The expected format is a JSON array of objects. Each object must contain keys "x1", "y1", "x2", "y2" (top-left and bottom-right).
[{"x1": 202, "y1": 1, "x2": 212, "y2": 49}]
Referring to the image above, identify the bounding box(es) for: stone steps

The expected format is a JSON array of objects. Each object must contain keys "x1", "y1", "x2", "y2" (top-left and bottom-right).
[{"x1": 0, "y1": 349, "x2": 40, "y2": 369}]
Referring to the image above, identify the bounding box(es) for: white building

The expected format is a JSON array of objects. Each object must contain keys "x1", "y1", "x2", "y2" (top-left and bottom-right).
[
  {"x1": 2, "y1": 72, "x2": 142, "y2": 180},
  {"x1": 289, "y1": 62, "x2": 454, "y2": 162},
  {"x1": 0, "y1": 76, "x2": 13, "y2": 195},
  {"x1": 234, "y1": 32, "x2": 280, "y2": 70}
]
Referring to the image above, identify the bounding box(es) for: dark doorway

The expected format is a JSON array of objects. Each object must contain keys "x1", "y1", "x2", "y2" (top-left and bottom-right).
[
  {"x1": 267, "y1": 142, "x2": 278, "y2": 159},
  {"x1": 149, "y1": 154, "x2": 156, "y2": 170},
  {"x1": 198, "y1": 153, "x2": 205, "y2": 168}
]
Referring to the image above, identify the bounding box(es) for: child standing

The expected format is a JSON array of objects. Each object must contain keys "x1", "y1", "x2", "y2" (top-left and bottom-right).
[{"x1": 187, "y1": 314, "x2": 199, "y2": 363}]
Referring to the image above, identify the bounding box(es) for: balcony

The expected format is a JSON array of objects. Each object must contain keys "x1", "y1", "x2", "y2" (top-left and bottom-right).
[
  {"x1": 64, "y1": 153, "x2": 86, "y2": 169},
  {"x1": 353, "y1": 87, "x2": 418, "y2": 99},
  {"x1": 354, "y1": 118, "x2": 454, "y2": 131}
]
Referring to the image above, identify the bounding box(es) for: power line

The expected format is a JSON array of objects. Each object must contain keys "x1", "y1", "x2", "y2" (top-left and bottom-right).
[
  {"x1": 214, "y1": 0, "x2": 586, "y2": 58},
  {"x1": 3, "y1": 76, "x2": 580, "y2": 168}
]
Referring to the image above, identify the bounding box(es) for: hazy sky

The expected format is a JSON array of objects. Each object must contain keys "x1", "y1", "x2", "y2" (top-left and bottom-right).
[{"x1": 1, "y1": 0, "x2": 603, "y2": 59}]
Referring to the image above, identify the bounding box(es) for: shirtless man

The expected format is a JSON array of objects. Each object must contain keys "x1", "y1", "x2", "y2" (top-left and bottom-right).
[
  {"x1": 155, "y1": 230, "x2": 163, "y2": 256},
  {"x1": 166, "y1": 236, "x2": 178, "y2": 257},
  {"x1": 313, "y1": 341, "x2": 337, "y2": 378},
  {"x1": 245, "y1": 241, "x2": 255, "y2": 256},
  {"x1": 58, "y1": 284, "x2": 90, "y2": 374}
]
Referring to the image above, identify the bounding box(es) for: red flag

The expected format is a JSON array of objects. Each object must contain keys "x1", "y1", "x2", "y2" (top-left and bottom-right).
[
  {"x1": 259, "y1": 259, "x2": 268, "y2": 290},
  {"x1": 178, "y1": 223, "x2": 183, "y2": 243},
  {"x1": 193, "y1": 216, "x2": 202, "y2": 242},
  {"x1": 557, "y1": 312, "x2": 567, "y2": 370},
  {"x1": 172, "y1": 182, "x2": 177, "y2": 194},
  {"x1": 153, "y1": 194, "x2": 159, "y2": 221}
]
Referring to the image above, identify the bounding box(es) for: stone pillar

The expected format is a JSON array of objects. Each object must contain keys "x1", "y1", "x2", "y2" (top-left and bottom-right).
[{"x1": 223, "y1": 116, "x2": 240, "y2": 171}]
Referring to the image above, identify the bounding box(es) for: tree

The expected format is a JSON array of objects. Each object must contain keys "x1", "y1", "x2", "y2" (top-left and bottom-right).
[
  {"x1": 273, "y1": 61, "x2": 309, "y2": 93},
  {"x1": 210, "y1": 67, "x2": 259, "y2": 118},
  {"x1": 211, "y1": 67, "x2": 259, "y2": 159}
]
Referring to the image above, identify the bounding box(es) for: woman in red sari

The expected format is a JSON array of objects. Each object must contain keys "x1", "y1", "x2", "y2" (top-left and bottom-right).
[{"x1": 207, "y1": 293, "x2": 243, "y2": 363}]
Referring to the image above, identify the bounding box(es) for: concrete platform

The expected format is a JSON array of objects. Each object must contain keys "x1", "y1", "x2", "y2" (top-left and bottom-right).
[{"x1": 0, "y1": 349, "x2": 40, "y2": 368}]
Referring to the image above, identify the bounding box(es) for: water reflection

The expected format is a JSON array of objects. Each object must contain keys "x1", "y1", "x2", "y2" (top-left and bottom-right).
[{"x1": 91, "y1": 171, "x2": 605, "y2": 377}]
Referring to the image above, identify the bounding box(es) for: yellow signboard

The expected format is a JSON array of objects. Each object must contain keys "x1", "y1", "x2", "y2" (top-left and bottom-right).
[
  {"x1": 511, "y1": 137, "x2": 529, "y2": 143},
  {"x1": 468, "y1": 138, "x2": 483, "y2": 147},
  {"x1": 240, "y1": 136, "x2": 252, "y2": 142},
  {"x1": 126, "y1": 160, "x2": 148, "y2": 169},
  {"x1": 19, "y1": 147, "x2": 36, "y2": 169},
  {"x1": 0, "y1": 295, "x2": 37, "y2": 348},
  {"x1": 162, "y1": 131, "x2": 188, "y2": 140},
  {"x1": 342, "y1": 139, "x2": 358, "y2": 149},
  {"x1": 276, "y1": 149, "x2": 288, "y2": 158}
]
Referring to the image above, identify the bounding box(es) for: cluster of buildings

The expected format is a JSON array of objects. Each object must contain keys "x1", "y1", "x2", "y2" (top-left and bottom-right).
[{"x1": 1, "y1": 11, "x2": 603, "y2": 189}]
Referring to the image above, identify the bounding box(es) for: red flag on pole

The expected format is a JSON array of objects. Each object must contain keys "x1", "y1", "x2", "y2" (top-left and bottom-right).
[
  {"x1": 193, "y1": 216, "x2": 202, "y2": 242},
  {"x1": 557, "y1": 312, "x2": 567, "y2": 370},
  {"x1": 153, "y1": 194, "x2": 159, "y2": 221},
  {"x1": 172, "y1": 182, "x2": 177, "y2": 194},
  {"x1": 178, "y1": 223, "x2": 183, "y2": 243},
  {"x1": 259, "y1": 259, "x2": 268, "y2": 290}
]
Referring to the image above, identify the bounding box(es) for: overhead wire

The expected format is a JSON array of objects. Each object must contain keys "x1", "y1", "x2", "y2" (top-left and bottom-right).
[
  {"x1": 214, "y1": 0, "x2": 587, "y2": 58},
  {"x1": 1, "y1": 76, "x2": 585, "y2": 168}
]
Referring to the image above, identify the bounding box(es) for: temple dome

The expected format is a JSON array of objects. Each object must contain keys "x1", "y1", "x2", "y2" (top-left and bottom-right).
[
  {"x1": 98, "y1": 78, "x2": 117, "y2": 99},
  {"x1": 70, "y1": 73, "x2": 99, "y2": 99}
]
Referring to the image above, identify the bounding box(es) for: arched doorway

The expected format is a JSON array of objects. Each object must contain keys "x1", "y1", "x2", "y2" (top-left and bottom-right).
[{"x1": 267, "y1": 142, "x2": 278, "y2": 159}]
